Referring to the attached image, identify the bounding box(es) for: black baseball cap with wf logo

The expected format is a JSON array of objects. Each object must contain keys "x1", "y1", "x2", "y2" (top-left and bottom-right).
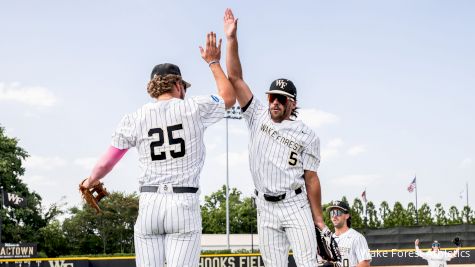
[
  {"x1": 265, "y1": 78, "x2": 297, "y2": 100},
  {"x1": 150, "y1": 63, "x2": 191, "y2": 88},
  {"x1": 326, "y1": 200, "x2": 351, "y2": 213}
]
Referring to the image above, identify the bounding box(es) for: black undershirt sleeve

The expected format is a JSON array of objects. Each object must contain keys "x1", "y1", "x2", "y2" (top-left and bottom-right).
[{"x1": 241, "y1": 95, "x2": 254, "y2": 113}]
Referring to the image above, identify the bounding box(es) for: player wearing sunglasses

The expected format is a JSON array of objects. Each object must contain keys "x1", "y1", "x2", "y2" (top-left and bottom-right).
[
  {"x1": 415, "y1": 239, "x2": 460, "y2": 267},
  {"x1": 224, "y1": 8, "x2": 327, "y2": 267},
  {"x1": 328, "y1": 200, "x2": 372, "y2": 267}
]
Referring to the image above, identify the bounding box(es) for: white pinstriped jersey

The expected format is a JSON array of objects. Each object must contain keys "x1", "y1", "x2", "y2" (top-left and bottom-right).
[
  {"x1": 416, "y1": 248, "x2": 457, "y2": 267},
  {"x1": 242, "y1": 97, "x2": 320, "y2": 195},
  {"x1": 111, "y1": 95, "x2": 225, "y2": 188},
  {"x1": 333, "y1": 228, "x2": 372, "y2": 267}
]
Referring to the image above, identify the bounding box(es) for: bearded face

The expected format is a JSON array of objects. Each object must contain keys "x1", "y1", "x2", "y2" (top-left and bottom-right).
[{"x1": 268, "y1": 94, "x2": 295, "y2": 123}]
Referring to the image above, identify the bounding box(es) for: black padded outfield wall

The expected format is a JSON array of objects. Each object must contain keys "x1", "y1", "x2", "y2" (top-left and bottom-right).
[{"x1": 364, "y1": 224, "x2": 475, "y2": 250}]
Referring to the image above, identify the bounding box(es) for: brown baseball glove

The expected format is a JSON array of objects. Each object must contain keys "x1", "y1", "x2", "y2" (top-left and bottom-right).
[{"x1": 79, "y1": 178, "x2": 109, "y2": 214}]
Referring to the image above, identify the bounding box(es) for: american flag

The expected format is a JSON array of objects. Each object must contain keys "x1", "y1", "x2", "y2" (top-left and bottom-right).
[
  {"x1": 407, "y1": 177, "x2": 416, "y2": 193},
  {"x1": 361, "y1": 190, "x2": 367, "y2": 203}
]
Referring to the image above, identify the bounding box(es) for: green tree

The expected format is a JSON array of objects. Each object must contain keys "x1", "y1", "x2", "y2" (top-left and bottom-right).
[
  {"x1": 350, "y1": 198, "x2": 364, "y2": 229},
  {"x1": 406, "y1": 202, "x2": 417, "y2": 226},
  {"x1": 379, "y1": 201, "x2": 391, "y2": 227},
  {"x1": 201, "y1": 185, "x2": 257, "y2": 234},
  {"x1": 322, "y1": 202, "x2": 333, "y2": 231},
  {"x1": 447, "y1": 206, "x2": 462, "y2": 224},
  {"x1": 63, "y1": 192, "x2": 138, "y2": 255},
  {"x1": 385, "y1": 202, "x2": 409, "y2": 227},
  {"x1": 38, "y1": 220, "x2": 69, "y2": 257},
  {"x1": 365, "y1": 201, "x2": 380, "y2": 228},
  {"x1": 0, "y1": 126, "x2": 61, "y2": 249},
  {"x1": 63, "y1": 206, "x2": 102, "y2": 255},
  {"x1": 461, "y1": 206, "x2": 474, "y2": 224},
  {"x1": 434, "y1": 203, "x2": 447, "y2": 225},
  {"x1": 418, "y1": 203, "x2": 433, "y2": 225}
]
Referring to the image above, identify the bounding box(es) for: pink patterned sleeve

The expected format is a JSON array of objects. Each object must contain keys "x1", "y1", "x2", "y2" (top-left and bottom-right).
[{"x1": 90, "y1": 146, "x2": 128, "y2": 180}]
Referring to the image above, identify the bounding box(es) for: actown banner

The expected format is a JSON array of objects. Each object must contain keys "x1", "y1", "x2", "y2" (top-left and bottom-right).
[{"x1": 0, "y1": 243, "x2": 37, "y2": 259}]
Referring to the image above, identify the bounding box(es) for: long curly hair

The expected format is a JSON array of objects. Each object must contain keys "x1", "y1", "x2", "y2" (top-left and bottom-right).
[
  {"x1": 147, "y1": 74, "x2": 182, "y2": 98},
  {"x1": 291, "y1": 106, "x2": 299, "y2": 118}
]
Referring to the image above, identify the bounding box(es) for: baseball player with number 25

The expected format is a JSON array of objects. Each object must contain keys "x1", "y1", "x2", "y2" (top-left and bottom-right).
[
  {"x1": 224, "y1": 8, "x2": 328, "y2": 267},
  {"x1": 79, "y1": 32, "x2": 235, "y2": 267}
]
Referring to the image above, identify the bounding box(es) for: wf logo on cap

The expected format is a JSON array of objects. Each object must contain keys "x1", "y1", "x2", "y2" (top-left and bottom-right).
[
  {"x1": 266, "y1": 78, "x2": 297, "y2": 99},
  {"x1": 275, "y1": 80, "x2": 288, "y2": 89}
]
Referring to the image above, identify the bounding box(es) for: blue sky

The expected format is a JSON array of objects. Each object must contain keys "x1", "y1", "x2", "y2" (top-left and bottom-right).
[{"x1": 1, "y1": 1, "x2": 474, "y2": 214}]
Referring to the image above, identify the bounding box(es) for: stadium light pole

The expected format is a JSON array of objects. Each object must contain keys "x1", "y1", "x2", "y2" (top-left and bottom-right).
[{"x1": 224, "y1": 106, "x2": 242, "y2": 250}]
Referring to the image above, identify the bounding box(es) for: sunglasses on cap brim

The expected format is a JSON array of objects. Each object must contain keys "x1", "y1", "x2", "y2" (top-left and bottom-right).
[{"x1": 268, "y1": 94, "x2": 294, "y2": 105}]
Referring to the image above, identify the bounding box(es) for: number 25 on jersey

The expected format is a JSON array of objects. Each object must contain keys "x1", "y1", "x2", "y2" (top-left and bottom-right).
[{"x1": 148, "y1": 124, "x2": 186, "y2": 161}]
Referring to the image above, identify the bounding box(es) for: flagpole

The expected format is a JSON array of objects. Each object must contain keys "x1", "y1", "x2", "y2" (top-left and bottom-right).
[
  {"x1": 364, "y1": 188, "x2": 368, "y2": 228},
  {"x1": 0, "y1": 187, "x2": 3, "y2": 243},
  {"x1": 467, "y1": 182, "x2": 469, "y2": 208},
  {"x1": 415, "y1": 175, "x2": 419, "y2": 225}
]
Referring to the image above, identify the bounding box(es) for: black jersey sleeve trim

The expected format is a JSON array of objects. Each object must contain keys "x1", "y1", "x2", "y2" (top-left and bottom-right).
[{"x1": 241, "y1": 95, "x2": 254, "y2": 113}]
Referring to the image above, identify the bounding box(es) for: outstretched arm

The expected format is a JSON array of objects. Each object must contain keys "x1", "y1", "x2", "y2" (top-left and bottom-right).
[
  {"x1": 224, "y1": 8, "x2": 253, "y2": 107},
  {"x1": 82, "y1": 146, "x2": 128, "y2": 188},
  {"x1": 415, "y1": 239, "x2": 430, "y2": 260},
  {"x1": 200, "y1": 31, "x2": 236, "y2": 109}
]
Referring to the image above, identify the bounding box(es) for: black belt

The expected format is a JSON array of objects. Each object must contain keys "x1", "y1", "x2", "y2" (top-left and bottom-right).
[
  {"x1": 255, "y1": 187, "x2": 302, "y2": 202},
  {"x1": 140, "y1": 186, "x2": 199, "y2": 193}
]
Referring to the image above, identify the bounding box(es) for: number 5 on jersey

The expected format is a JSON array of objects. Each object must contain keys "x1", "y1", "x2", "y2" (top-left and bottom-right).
[
  {"x1": 148, "y1": 124, "x2": 186, "y2": 161},
  {"x1": 289, "y1": 151, "x2": 298, "y2": 166}
]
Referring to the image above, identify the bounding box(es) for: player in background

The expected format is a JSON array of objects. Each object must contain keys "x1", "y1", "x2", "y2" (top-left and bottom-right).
[
  {"x1": 415, "y1": 239, "x2": 460, "y2": 267},
  {"x1": 328, "y1": 200, "x2": 371, "y2": 267},
  {"x1": 224, "y1": 8, "x2": 326, "y2": 267},
  {"x1": 80, "y1": 32, "x2": 235, "y2": 267}
]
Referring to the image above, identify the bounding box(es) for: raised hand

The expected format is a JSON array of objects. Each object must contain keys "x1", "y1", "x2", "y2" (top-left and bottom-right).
[
  {"x1": 199, "y1": 32, "x2": 222, "y2": 64},
  {"x1": 224, "y1": 8, "x2": 238, "y2": 39}
]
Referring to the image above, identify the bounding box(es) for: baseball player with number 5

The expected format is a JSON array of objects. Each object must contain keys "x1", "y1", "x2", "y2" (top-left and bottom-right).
[
  {"x1": 224, "y1": 8, "x2": 327, "y2": 267},
  {"x1": 79, "y1": 32, "x2": 235, "y2": 267}
]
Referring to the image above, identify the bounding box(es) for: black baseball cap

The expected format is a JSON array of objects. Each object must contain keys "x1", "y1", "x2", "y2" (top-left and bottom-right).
[
  {"x1": 150, "y1": 63, "x2": 191, "y2": 88},
  {"x1": 327, "y1": 200, "x2": 350, "y2": 213},
  {"x1": 265, "y1": 78, "x2": 297, "y2": 100}
]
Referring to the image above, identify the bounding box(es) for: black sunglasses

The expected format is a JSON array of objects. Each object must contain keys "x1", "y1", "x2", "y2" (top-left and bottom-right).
[
  {"x1": 330, "y1": 209, "x2": 347, "y2": 217},
  {"x1": 268, "y1": 94, "x2": 289, "y2": 105},
  {"x1": 432, "y1": 243, "x2": 440, "y2": 247}
]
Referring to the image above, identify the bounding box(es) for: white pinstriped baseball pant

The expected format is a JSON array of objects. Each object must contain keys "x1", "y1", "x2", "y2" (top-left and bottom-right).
[
  {"x1": 134, "y1": 192, "x2": 201, "y2": 267},
  {"x1": 256, "y1": 190, "x2": 318, "y2": 267}
]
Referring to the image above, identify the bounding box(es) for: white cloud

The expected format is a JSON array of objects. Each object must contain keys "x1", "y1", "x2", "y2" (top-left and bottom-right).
[
  {"x1": 228, "y1": 124, "x2": 248, "y2": 137},
  {"x1": 23, "y1": 155, "x2": 67, "y2": 171},
  {"x1": 0, "y1": 82, "x2": 58, "y2": 107},
  {"x1": 347, "y1": 145, "x2": 367, "y2": 156},
  {"x1": 330, "y1": 174, "x2": 381, "y2": 187},
  {"x1": 215, "y1": 151, "x2": 249, "y2": 168},
  {"x1": 327, "y1": 138, "x2": 344, "y2": 148},
  {"x1": 321, "y1": 148, "x2": 340, "y2": 160},
  {"x1": 22, "y1": 175, "x2": 56, "y2": 186},
  {"x1": 299, "y1": 108, "x2": 339, "y2": 129},
  {"x1": 74, "y1": 157, "x2": 98, "y2": 170},
  {"x1": 460, "y1": 158, "x2": 473, "y2": 168},
  {"x1": 321, "y1": 138, "x2": 344, "y2": 160}
]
